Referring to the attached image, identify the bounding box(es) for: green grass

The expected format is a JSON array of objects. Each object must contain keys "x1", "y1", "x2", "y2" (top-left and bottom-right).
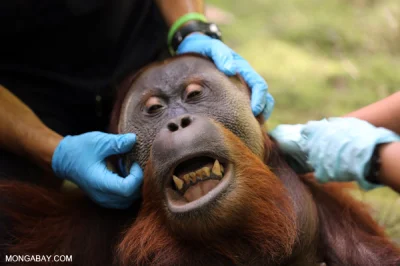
[
  {"x1": 207, "y1": 0, "x2": 400, "y2": 128},
  {"x1": 207, "y1": 0, "x2": 400, "y2": 241}
]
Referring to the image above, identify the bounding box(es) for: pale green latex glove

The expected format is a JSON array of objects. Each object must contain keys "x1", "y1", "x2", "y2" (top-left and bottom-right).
[{"x1": 270, "y1": 117, "x2": 400, "y2": 190}]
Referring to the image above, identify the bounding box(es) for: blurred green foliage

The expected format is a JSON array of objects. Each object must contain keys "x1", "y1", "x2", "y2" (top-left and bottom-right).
[{"x1": 208, "y1": 0, "x2": 400, "y2": 128}]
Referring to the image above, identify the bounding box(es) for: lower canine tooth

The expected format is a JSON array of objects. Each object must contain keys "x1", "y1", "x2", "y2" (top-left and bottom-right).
[
  {"x1": 212, "y1": 160, "x2": 222, "y2": 176},
  {"x1": 173, "y1": 175, "x2": 184, "y2": 190}
]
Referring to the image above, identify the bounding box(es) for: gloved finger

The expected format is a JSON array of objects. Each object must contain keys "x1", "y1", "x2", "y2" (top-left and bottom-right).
[
  {"x1": 235, "y1": 58, "x2": 269, "y2": 117},
  {"x1": 98, "y1": 133, "x2": 137, "y2": 158},
  {"x1": 124, "y1": 162, "x2": 144, "y2": 199},
  {"x1": 176, "y1": 34, "x2": 210, "y2": 55},
  {"x1": 269, "y1": 124, "x2": 313, "y2": 173},
  {"x1": 270, "y1": 125, "x2": 307, "y2": 166},
  {"x1": 261, "y1": 93, "x2": 275, "y2": 120},
  {"x1": 249, "y1": 82, "x2": 268, "y2": 117},
  {"x1": 102, "y1": 162, "x2": 144, "y2": 198},
  {"x1": 269, "y1": 124, "x2": 305, "y2": 153},
  {"x1": 177, "y1": 34, "x2": 236, "y2": 75},
  {"x1": 209, "y1": 42, "x2": 237, "y2": 76}
]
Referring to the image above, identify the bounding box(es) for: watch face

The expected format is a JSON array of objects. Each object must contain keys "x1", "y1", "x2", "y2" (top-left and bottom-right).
[
  {"x1": 209, "y1": 23, "x2": 222, "y2": 39},
  {"x1": 209, "y1": 24, "x2": 218, "y2": 32}
]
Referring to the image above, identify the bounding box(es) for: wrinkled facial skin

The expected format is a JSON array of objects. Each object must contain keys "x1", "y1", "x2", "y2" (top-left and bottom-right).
[{"x1": 118, "y1": 55, "x2": 264, "y2": 171}]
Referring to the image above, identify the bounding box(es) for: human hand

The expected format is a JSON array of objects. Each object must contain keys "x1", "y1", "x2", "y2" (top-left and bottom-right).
[
  {"x1": 52, "y1": 132, "x2": 143, "y2": 209},
  {"x1": 177, "y1": 33, "x2": 275, "y2": 119},
  {"x1": 270, "y1": 117, "x2": 400, "y2": 190}
]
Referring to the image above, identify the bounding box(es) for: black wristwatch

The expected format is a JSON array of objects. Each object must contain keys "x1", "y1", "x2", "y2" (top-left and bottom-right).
[
  {"x1": 365, "y1": 145, "x2": 382, "y2": 184},
  {"x1": 170, "y1": 20, "x2": 223, "y2": 53}
]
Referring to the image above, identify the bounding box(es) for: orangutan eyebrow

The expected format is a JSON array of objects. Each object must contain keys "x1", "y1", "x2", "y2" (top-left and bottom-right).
[
  {"x1": 139, "y1": 88, "x2": 167, "y2": 106},
  {"x1": 182, "y1": 76, "x2": 207, "y2": 87},
  {"x1": 182, "y1": 76, "x2": 216, "y2": 94}
]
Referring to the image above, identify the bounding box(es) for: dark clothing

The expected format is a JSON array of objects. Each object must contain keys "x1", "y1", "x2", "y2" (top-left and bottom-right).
[
  {"x1": 0, "y1": 0, "x2": 169, "y2": 135},
  {"x1": 0, "y1": 1, "x2": 169, "y2": 185}
]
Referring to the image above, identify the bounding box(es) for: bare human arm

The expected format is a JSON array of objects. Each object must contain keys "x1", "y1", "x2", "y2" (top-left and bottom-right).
[
  {"x1": 344, "y1": 91, "x2": 400, "y2": 135},
  {"x1": 342, "y1": 91, "x2": 400, "y2": 192},
  {"x1": 377, "y1": 142, "x2": 400, "y2": 193},
  {"x1": 0, "y1": 85, "x2": 62, "y2": 172}
]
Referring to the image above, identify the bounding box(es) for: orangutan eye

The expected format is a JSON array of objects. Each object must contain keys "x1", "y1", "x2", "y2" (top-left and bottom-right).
[
  {"x1": 147, "y1": 104, "x2": 163, "y2": 113},
  {"x1": 187, "y1": 90, "x2": 201, "y2": 99},
  {"x1": 145, "y1": 97, "x2": 164, "y2": 114},
  {"x1": 185, "y1": 84, "x2": 203, "y2": 101}
]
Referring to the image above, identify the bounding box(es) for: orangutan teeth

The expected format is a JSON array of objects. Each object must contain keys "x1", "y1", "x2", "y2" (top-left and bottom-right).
[
  {"x1": 173, "y1": 175, "x2": 184, "y2": 190},
  {"x1": 173, "y1": 162, "x2": 225, "y2": 193},
  {"x1": 203, "y1": 167, "x2": 211, "y2": 177},
  {"x1": 189, "y1": 172, "x2": 197, "y2": 182},
  {"x1": 195, "y1": 169, "x2": 204, "y2": 180},
  {"x1": 183, "y1": 175, "x2": 191, "y2": 184},
  {"x1": 212, "y1": 160, "x2": 222, "y2": 177}
]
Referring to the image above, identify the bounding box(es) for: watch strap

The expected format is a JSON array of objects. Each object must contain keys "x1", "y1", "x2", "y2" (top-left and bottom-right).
[
  {"x1": 167, "y1": 13, "x2": 207, "y2": 53},
  {"x1": 168, "y1": 20, "x2": 222, "y2": 55},
  {"x1": 365, "y1": 144, "x2": 382, "y2": 184}
]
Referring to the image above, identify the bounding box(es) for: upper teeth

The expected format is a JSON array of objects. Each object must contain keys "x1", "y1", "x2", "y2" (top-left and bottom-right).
[{"x1": 173, "y1": 159, "x2": 225, "y2": 192}]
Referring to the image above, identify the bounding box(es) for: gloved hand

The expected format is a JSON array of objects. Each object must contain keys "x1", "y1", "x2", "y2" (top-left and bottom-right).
[
  {"x1": 269, "y1": 117, "x2": 400, "y2": 190},
  {"x1": 52, "y1": 132, "x2": 143, "y2": 209},
  {"x1": 177, "y1": 33, "x2": 275, "y2": 120}
]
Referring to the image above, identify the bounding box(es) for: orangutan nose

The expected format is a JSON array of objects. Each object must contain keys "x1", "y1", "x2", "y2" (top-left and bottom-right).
[
  {"x1": 167, "y1": 115, "x2": 193, "y2": 132},
  {"x1": 152, "y1": 114, "x2": 223, "y2": 166}
]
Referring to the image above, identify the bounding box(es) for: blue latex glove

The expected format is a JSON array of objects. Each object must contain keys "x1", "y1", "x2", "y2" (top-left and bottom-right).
[
  {"x1": 270, "y1": 117, "x2": 400, "y2": 190},
  {"x1": 177, "y1": 33, "x2": 275, "y2": 119},
  {"x1": 52, "y1": 132, "x2": 143, "y2": 209}
]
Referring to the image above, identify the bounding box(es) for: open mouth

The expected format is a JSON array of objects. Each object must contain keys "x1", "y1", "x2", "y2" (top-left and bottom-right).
[
  {"x1": 172, "y1": 156, "x2": 225, "y2": 201},
  {"x1": 166, "y1": 155, "x2": 232, "y2": 213}
]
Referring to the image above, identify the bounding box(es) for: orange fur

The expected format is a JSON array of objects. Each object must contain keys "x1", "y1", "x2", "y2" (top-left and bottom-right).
[
  {"x1": 117, "y1": 125, "x2": 297, "y2": 265},
  {"x1": 302, "y1": 177, "x2": 400, "y2": 265},
  {"x1": 1, "y1": 127, "x2": 400, "y2": 265}
]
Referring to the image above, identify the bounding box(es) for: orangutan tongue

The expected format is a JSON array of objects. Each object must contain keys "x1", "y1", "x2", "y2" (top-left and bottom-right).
[{"x1": 183, "y1": 179, "x2": 220, "y2": 202}]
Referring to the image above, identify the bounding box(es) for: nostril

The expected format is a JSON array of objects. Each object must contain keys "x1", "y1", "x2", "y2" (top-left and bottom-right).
[
  {"x1": 181, "y1": 116, "x2": 192, "y2": 128},
  {"x1": 167, "y1": 122, "x2": 179, "y2": 132}
]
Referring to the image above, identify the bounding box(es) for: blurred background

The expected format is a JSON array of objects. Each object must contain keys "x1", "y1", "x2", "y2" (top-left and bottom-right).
[
  {"x1": 205, "y1": 0, "x2": 400, "y2": 242},
  {"x1": 205, "y1": 0, "x2": 400, "y2": 128}
]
